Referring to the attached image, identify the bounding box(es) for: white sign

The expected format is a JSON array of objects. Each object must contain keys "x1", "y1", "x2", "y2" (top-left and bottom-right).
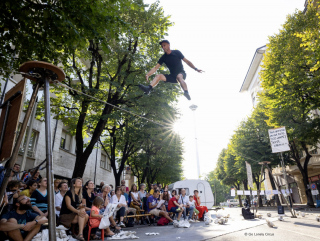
[
  {"x1": 265, "y1": 190, "x2": 272, "y2": 195},
  {"x1": 273, "y1": 190, "x2": 279, "y2": 194},
  {"x1": 311, "y1": 190, "x2": 319, "y2": 195},
  {"x1": 244, "y1": 190, "x2": 251, "y2": 195},
  {"x1": 231, "y1": 189, "x2": 235, "y2": 197},
  {"x1": 237, "y1": 190, "x2": 243, "y2": 195},
  {"x1": 245, "y1": 161, "x2": 254, "y2": 188},
  {"x1": 252, "y1": 191, "x2": 257, "y2": 195},
  {"x1": 260, "y1": 190, "x2": 265, "y2": 195},
  {"x1": 268, "y1": 127, "x2": 290, "y2": 153}
]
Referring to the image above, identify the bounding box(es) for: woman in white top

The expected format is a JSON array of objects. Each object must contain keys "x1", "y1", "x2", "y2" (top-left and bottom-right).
[
  {"x1": 111, "y1": 186, "x2": 127, "y2": 228},
  {"x1": 130, "y1": 184, "x2": 142, "y2": 222}
]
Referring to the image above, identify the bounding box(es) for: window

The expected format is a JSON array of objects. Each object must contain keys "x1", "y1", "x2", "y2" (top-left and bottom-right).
[
  {"x1": 100, "y1": 153, "x2": 111, "y2": 171},
  {"x1": 60, "y1": 130, "x2": 72, "y2": 151},
  {"x1": 310, "y1": 149, "x2": 318, "y2": 155},
  {"x1": 16, "y1": 124, "x2": 39, "y2": 158}
]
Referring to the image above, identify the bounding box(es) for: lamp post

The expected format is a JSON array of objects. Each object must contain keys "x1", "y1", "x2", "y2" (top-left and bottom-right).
[{"x1": 189, "y1": 104, "x2": 200, "y2": 179}]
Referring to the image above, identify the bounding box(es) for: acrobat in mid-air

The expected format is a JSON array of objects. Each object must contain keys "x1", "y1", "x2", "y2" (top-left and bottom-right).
[{"x1": 139, "y1": 40, "x2": 203, "y2": 100}]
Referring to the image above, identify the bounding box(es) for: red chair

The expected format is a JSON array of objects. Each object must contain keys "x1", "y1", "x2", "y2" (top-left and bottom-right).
[{"x1": 87, "y1": 217, "x2": 104, "y2": 241}]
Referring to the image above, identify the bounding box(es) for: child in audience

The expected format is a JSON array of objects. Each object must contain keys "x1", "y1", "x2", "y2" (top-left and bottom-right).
[
  {"x1": 90, "y1": 196, "x2": 114, "y2": 239},
  {"x1": 189, "y1": 195, "x2": 199, "y2": 221}
]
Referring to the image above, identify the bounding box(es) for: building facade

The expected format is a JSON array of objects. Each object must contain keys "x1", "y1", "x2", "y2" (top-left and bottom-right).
[{"x1": 0, "y1": 74, "x2": 135, "y2": 188}]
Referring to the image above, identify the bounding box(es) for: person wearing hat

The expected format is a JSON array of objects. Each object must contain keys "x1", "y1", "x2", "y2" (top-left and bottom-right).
[{"x1": 139, "y1": 40, "x2": 203, "y2": 100}]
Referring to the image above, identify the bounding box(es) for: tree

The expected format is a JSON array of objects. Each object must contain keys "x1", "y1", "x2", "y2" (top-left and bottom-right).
[
  {"x1": 49, "y1": 0, "x2": 175, "y2": 178},
  {"x1": 0, "y1": 0, "x2": 132, "y2": 75},
  {"x1": 260, "y1": 6, "x2": 320, "y2": 207},
  {"x1": 206, "y1": 170, "x2": 231, "y2": 206}
]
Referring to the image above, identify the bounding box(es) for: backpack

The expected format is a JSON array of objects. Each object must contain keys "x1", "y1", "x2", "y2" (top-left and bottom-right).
[
  {"x1": 157, "y1": 216, "x2": 170, "y2": 226},
  {"x1": 126, "y1": 212, "x2": 135, "y2": 227}
]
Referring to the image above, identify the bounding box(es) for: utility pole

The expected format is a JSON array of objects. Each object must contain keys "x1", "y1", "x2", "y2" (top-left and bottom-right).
[{"x1": 189, "y1": 104, "x2": 200, "y2": 179}]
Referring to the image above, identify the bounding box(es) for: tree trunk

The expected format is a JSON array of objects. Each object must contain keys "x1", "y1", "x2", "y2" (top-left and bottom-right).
[
  {"x1": 235, "y1": 183, "x2": 242, "y2": 207},
  {"x1": 268, "y1": 168, "x2": 281, "y2": 206},
  {"x1": 243, "y1": 180, "x2": 251, "y2": 206},
  {"x1": 253, "y1": 173, "x2": 263, "y2": 207}
]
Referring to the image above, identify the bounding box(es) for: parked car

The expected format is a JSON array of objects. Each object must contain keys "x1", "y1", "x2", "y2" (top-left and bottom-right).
[{"x1": 227, "y1": 199, "x2": 239, "y2": 207}]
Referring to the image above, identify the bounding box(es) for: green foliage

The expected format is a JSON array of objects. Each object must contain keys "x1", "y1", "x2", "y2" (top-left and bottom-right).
[
  {"x1": 206, "y1": 170, "x2": 231, "y2": 205},
  {"x1": 0, "y1": 0, "x2": 131, "y2": 75}
]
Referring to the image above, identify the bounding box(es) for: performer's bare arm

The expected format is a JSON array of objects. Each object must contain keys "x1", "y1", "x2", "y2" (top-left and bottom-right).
[
  {"x1": 183, "y1": 58, "x2": 204, "y2": 73},
  {"x1": 146, "y1": 64, "x2": 161, "y2": 81}
]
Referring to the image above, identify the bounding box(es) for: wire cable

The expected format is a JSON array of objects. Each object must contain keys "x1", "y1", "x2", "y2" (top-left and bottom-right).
[{"x1": 53, "y1": 81, "x2": 166, "y2": 127}]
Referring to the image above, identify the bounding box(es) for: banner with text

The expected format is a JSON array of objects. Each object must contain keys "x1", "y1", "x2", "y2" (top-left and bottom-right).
[
  {"x1": 268, "y1": 127, "x2": 290, "y2": 153},
  {"x1": 245, "y1": 161, "x2": 254, "y2": 188}
]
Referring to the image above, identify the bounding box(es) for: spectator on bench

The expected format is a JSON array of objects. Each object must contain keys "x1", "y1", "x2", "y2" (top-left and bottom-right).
[
  {"x1": 179, "y1": 188, "x2": 194, "y2": 221},
  {"x1": 30, "y1": 178, "x2": 48, "y2": 217},
  {"x1": 20, "y1": 180, "x2": 38, "y2": 198},
  {"x1": 147, "y1": 190, "x2": 173, "y2": 222},
  {"x1": 168, "y1": 193, "x2": 184, "y2": 221},
  {"x1": 55, "y1": 181, "x2": 68, "y2": 217},
  {"x1": 0, "y1": 195, "x2": 47, "y2": 241},
  {"x1": 60, "y1": 178, "x2": 88, "y2": 241},
  {"x1": 110, "y1": 186, "x2": 127, "y2": 228}
]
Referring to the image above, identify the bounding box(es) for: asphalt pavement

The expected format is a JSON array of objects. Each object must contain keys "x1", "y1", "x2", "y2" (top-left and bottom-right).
[{"x1": 94, "y1": 207, "x2": 320, "y2": 241}]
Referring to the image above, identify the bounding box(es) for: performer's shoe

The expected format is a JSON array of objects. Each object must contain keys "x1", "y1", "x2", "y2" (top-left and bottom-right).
[
  {"x1": 139, "y1": 84, "x2": 152, "y2": 95},
  {"x1": 184, "y1": 91, "x2": 191, "y2": 100}
]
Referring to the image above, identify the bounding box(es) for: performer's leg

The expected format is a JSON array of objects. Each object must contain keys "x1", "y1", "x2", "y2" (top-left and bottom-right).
[
  {"x1": 176, "y1": 74, "x2": 188, "y2": 91},
  {"x1": 150, "y1": 74, "x2": 166, "y2": 87},
  {"x1": 139, "y1": 74, "x2": 166, "y2": 94},
  {"x1": 177, "y1": 74, "x2": 191, "y2": 100}
]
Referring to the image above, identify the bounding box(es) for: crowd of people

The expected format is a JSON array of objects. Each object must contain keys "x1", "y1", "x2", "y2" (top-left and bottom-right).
[{"x1": 0, "y1": 165, "x2": 209, "y2": 241}]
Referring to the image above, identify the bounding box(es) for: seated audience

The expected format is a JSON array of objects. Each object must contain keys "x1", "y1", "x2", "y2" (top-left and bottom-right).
[
  {"x1": 8, "y1": 164, "x2": 21, "y2": 182},
  {"x1": 129, "y1": 184, "x2": 142, "y2": 221},
  {"x1": 168, "y1": 193, "x2": 184, "y2": 221},
  {"x1": 179, "y1": 188, "x2": 194, "y2": 221},
  {"x1": 6, "y1": 181, "x2": 20, "y2": 213},
  {"x1": 30, "y1": 178, "x2": 48, "y2": 217},
  {"x1": 161, "y1": 188, "x2": 171, "y2": 211},
  {"x1": 54, "y1": 179, "x2": 61, "y2": 194},
  {"x1": 194, "y1": 190, "x2": 208, "y2": 220},
  {"x1": 0, "y1": 195, "x2": 47, "y2": 241},
  {"x1": 20, "y1": 180, "x2": 38, "y2": 198},
  {"x1": 138, "y1": 184, "x2": 147, "y2": 210},
  {"x1": 55, "y1": 181, "x2": 68, "y2": 217},
  {"x1": 60, "y1": 178, "x2": 88, "y2": 241},
  {"x1": 90, "y1": 197, "x2": 115, "y2": 239},
  {"x1": 110, "y1": 186, "x2": 127, "y2": 228},
  {"x1": 82, "y1": 180, "x2": 95, "y2": 215},
  {"x1": 147, "y1": 190, "x2": 173, "y2": 222},
  {"x1": 188, "y1": 195, "x2": 199, "y2": 221},
  {"x1": 120, "y1": 180, "x2": 129, "y2": 193}
]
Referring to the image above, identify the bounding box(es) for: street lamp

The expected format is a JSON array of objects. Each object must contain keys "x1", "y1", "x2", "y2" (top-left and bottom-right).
[{"x1": 189, "y1": 104, "x2": 200, "y2": 179}]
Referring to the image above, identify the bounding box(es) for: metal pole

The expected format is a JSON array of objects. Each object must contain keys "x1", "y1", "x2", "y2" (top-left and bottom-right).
[
  {"x1": 44, "y1": 78, "x2": 56, "y2": 240},
  {"x1": 0, "y1": 82, "x2": 40, "y2": 205},
  {"x1": 280, "y1": 153, "x2": 293, "y2": 208},
  {"x1": 0, "y1": 77, "x2": 9, "y2": 105},
  {"x1": 189, "y1": 105, "x2": 200, "y2": 179},
  {"x1": 94, "y1": 142, "x2": 98, "y2": 184},
  {"x1": 21, "y1": 98, "x2": 38, "y2": 172},
  {"x1": 265, "y1": 164, "x2": 296, "y2": 217}
]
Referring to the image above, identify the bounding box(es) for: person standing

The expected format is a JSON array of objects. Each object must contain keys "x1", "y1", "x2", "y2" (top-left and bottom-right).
[{"x1": 139, "y1": 40, "x2": 203, "y2": 100}]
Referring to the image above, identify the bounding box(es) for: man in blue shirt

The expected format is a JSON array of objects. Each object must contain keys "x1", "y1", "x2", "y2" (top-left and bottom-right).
[
  {"x1": 147, "y1": 190, "x2": 173, "y2": 222},
  {"x1": 139, "y1": 40, "x2": 203, "y2": 100},
  {"x1": 0, "y1": 195, "x2": 47, "y2": 241}
]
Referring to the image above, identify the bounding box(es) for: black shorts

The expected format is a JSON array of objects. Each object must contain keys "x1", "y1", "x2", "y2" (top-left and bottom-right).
[{"x1": 164, "y1": 72, "x2": 187, "y2": 84}]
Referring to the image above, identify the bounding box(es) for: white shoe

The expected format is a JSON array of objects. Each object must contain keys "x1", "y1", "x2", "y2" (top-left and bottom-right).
[
  {"x1": 119, "y1": 221, "x2": 126, "y2": 228},
  {"x1": 189, "y1": 219, "x2": 195, "y2": 222}
]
